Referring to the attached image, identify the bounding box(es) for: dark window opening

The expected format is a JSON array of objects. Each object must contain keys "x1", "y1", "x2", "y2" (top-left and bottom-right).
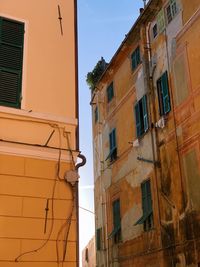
[
  {"x1": 153, "y1": 24, "x2": 158, "y2": 38},
  {"x1": 107, "y1": 82, "x2": 114, "y2": 103}
]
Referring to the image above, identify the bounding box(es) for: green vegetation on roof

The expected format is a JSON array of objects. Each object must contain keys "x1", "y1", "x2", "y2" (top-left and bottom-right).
[{"x1": 86, "y1": 57, "x2": 108, "y2": 92}]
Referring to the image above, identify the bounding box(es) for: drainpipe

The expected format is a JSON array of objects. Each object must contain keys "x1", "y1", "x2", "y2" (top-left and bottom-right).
[
  {"x1": 140, "y1": 22, "x2": 163, "y2": 249},
  {"x1": 98, "y1": 93, "x2": 109, "y2": 267}
]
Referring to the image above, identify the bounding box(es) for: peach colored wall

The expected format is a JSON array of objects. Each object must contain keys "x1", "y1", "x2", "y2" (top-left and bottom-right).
[{"x1": 0, "y1": 0, "x2": 76, "y2": 118}]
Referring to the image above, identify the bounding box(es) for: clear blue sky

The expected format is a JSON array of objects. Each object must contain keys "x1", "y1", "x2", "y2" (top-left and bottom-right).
[{"x1": 77, "y1": 0, "x2": 145, "y2": 263}]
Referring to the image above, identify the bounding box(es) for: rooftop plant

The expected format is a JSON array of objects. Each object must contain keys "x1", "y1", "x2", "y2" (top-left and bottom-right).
[{"x1": 86, "y1": 57, "x2": 108, "y2": 92}]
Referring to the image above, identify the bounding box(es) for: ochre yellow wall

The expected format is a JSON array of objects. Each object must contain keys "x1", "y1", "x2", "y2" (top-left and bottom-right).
[{"x1": 0, "y1": 153, "x2": 77, "y2": 267}]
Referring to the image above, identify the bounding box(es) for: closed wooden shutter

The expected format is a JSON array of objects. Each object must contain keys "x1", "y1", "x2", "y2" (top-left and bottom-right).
[
  {"x1": 135, "y1": 102, "x2": 141, "y2": 137},
  {"x1": 131, "y1": 46, "x2": 140, "y2": 70},
  {"x1": 113, "y1": 199, "x2": 120, "y2": 229},
  {"x1": 161, "y1": 71, "x2": 171, "y2": 114},
  {"x1": 0, "y1": 17, "x2": 24, "y2": 108},
  {"x1": 141, "y1": 180, "x2": 152, "y2": 216}
]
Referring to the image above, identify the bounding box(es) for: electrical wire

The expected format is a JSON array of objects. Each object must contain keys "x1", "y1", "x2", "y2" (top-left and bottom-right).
[
  {"x1": 15, "y1": 125, "x2": 78, "y2": 264},
  {"x1": 15, "y1": 177, "x2": 57, "y2": 262},
  {"x1": 56, "y1": 185, "x2": 75, "y2": 264},
  {"x1": 15, "y1": 125, "x2": 71, "y2": 262}
]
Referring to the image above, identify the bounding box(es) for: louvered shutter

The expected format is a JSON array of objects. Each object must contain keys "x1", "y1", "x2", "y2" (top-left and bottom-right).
[
  {"x1": 161, "y1": 71, "x2": 171, "y2": 114},
  {"x1": 142, "y1": 95, "x2": 148, "y2": 132},
  {"x1": 0, "y1": 17, "x2": 24, "y2": 108},
  {"x1": 157, "y1": 9, "x2": 165, "y2": 33},
  {"x1": 135, "y1": 102, "x2": 141, "y2": 137}
]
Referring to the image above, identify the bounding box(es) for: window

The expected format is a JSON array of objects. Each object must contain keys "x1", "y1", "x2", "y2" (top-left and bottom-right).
[
  {"x1": 96, "y1": 228, "x2": 102, "y2": 251},
  {"x1": 135, "y1": 180, "x2": 153, "y2": 231},
  {"x1": 134, "y1": 95, "x2": 148, "y2": 138},
  {"x1": 0, "y1": 17, "x2": 24, "y2": 108},
  {"x1": 95, "y1": 106, "x2": 98, "y2": 123},
  {"x1": 107, "y1": 82, "x2": 114, "y2": 102},
  {"x1": 108, "y1": 199, "x2": 121, "y2": 243},
  {"x1": 106, "y1": 128, "x2": 117, "y2": 162},
  {"x1": 165, "y1": 0, "x2": 178, "y2": 24},
  {"x1": 152, "y1": 24, "x2": 158, "y2": 38},
  {"x1": 131, "y1": 46, "x2": 141, "y2": 71},
  {"x1": 157, "y1": 71, "x2": 171, "y2": 116}
]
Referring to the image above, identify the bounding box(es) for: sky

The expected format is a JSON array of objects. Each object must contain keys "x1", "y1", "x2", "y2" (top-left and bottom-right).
[{"x1": 77, "y1": 0, "x2": 146, "y2": 264}]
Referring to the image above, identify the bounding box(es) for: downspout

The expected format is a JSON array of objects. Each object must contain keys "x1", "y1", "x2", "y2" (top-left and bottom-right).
[
  {"x1": 94, "y1": 89, "x2": 108, "y2": 267},
  {"x1": 141, "y1": 22, "x2": 163, "y2": 247}
]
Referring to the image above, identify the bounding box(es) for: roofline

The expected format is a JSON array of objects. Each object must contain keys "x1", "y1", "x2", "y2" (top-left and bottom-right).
[{"x1": 96, "y1": 0, "x2": 160, "y2": 85}]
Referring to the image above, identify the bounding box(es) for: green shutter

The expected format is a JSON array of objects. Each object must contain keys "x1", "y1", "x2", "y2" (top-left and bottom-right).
[
  {"x1": 161, "y1": 71, "x2": 171, "y2": 114},
  {"x1": 134, "y1": 180, "x2": 152, "y2": 225},
  {"x1": 96, "y1": 228, "x2": 101, "y2": 251},
  {"x1": 135, "y1": 102, "x2": 141, "y2": 137},
  {"x1": 0, "y1": 17, "x2": 24, "y2": 108},
  {"x1": 109, "y1": 131, "x2": 113, "y2": 151},
  {"x1": 108, "y1": 199, "x2": 121, "y2": 239},
  {"x1": 170, "y1": 0, "x2": 177, "y2": 17},
  {"x1": 113, "y1": 199, "x2": 121, "y2": 229},
  {"x1": 136, "y1": 46, "x2": 140, "y2": 66},
  {"x1": 108, "y1": 128, "x2": 117, "y2": 161},
  {"x1": 131, "y1": 46, "x2": 140, "y2": 70},
  {"x1": 142, "y1": 95, "x2": 148, "y2": 132},
  {"x1": 109, "y1": 129, "x2": 116, "y2": 152},
  {"x1": 157, "y1": 9, "x2": 165, "y2": 33},
  {"x1": 142, "y1": 180, "x2": 152, "y2": 215}
]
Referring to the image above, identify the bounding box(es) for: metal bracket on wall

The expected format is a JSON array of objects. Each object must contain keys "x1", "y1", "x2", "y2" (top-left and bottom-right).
[{"x1": 137, "y1": 156, "x2": 161, "y2": 167}]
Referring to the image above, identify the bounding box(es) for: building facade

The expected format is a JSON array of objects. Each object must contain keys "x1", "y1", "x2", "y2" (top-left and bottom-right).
[
  {"x1": 0, "y1": 1, "x2": 82, "y2": 266},
  {"x1": 82, "y1": 236, "x2": 96, "y2": 267},
  {"x1": 91, "y1": 0, "x2": 200, "y2": 266}
]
